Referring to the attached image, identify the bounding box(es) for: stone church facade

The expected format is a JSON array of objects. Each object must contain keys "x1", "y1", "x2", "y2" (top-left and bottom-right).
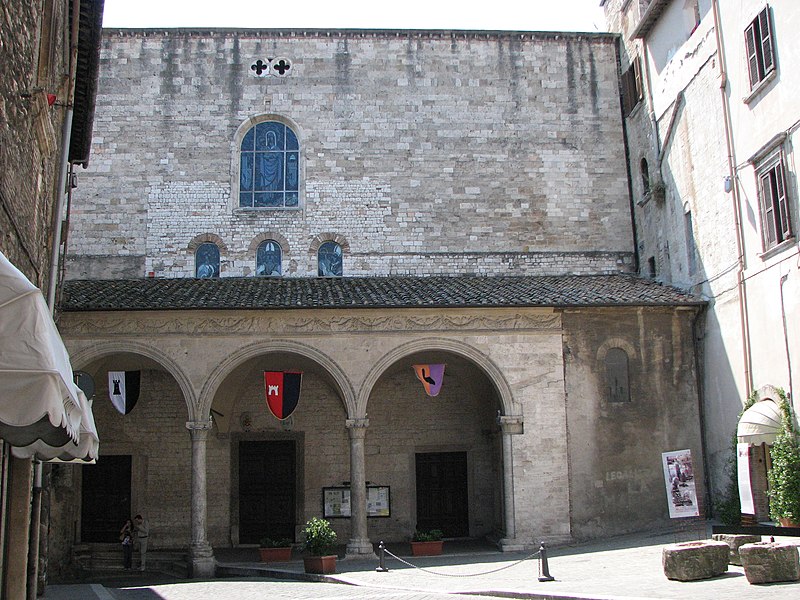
[{"x1": 53, "y1": 28, "x2": 705, "y2": 578}]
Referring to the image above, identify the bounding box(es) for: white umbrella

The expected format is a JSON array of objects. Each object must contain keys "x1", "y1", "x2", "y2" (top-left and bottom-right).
[
  {"x1": 737, "y1": 399, "x2": 783, "y2": 445},
  {"x1": 0, "y1": 251, "x2": 83, "y2": 449}
]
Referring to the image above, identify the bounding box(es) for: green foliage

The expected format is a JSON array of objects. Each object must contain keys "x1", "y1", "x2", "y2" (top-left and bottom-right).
[
  {"x1": 767, "y1": 395, "x2": 800, "y2": 523},
  {"x1": 412, "y1": 528, "x2": 443, "y2": 542},
  {"x1": 302, "y1": 517, "x2": 337, "y2": 556},
  {"x1": 259, "y1": 536, "x2": 292, "y2": 548}
]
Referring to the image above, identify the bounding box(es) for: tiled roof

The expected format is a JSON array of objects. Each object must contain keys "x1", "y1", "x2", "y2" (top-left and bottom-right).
[{"x1": 61, "y1": 275, "x2": 703, "y2": 312}]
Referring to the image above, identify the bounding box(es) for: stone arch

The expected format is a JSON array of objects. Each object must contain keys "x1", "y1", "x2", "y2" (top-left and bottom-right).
[
  {"x1": 596, "y1": 337, "x2": 638, "y2": 363},
  {"x1": 356, "y1": 337, "x2": 517, "y2": 419},
  {"x1": 197, "y1": 339, "x2": 356, "y2": 419},
  {"x1": 187, "y1": 232, "x2": 228, "y2": 253},
  {"x1": 308, "y1": 232, "x2": 350, "y2": 255},
  {"x1": 247, "y1": 231, "x2": 290, "y2": 256},
  {"x1": 69, "y1": 340, "x2": 198, "y2": 419}
]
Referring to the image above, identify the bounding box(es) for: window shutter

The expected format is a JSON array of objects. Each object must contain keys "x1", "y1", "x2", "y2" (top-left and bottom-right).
[
  {"x1": 744, "y1": 21, "x2": 760, "y2": 87},
  {"x1": 758, "y1": 7, "x2": 775, "y2": 76},
  {"x1": 775, "y1": 163, "x2": 791, "y2": 240},
  {"x1": 633, "y1": 56, "x2": 643, "y2": 102},
  {"x1": 760, "y1": 170, "x2": 777, "y2": 247}
]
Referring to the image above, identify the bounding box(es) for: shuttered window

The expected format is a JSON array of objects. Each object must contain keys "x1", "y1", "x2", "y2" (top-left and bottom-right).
[
  {"x1": 744, "y1": 6, "x2": 775, "y2": 89},
  {"x1": 758, "y1": 155, "x2": 792, "y2": 250}
]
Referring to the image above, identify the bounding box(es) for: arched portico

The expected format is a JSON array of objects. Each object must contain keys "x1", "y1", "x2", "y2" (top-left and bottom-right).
[{"x1": 356, "y1": 338, "x2": 524, "y2": 550}]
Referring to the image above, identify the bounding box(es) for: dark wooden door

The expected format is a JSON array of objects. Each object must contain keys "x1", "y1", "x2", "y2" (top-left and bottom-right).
[
  {"x1": 415, "y1": 451, "x2": 468, "y2": 537},
  {"x1": 239, "y1": 440, "x2": 296, "y2": 543},
  {"x1": 81, "y1": 454, "x2": 132, "y2": 542}
]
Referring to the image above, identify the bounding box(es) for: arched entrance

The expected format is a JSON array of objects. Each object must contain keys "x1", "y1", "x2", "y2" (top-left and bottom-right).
[
  {"x1": 70, "y1": 349, "x2": 194, "y2": 545},
  {"x1": 362, "y1": 345, "x2": 513, "y2": 543},
  {"x1": 206, "y1": 347, "x2": 353, "y2": 546}
]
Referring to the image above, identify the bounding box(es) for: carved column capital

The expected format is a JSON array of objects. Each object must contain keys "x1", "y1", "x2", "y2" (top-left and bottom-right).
[
  {"x1": 186, "y1": 419, "x2": 213, "y2": 437},
  {"x1": 498, "y1": 415, "x2": 524, "y2": 435},
  {"x1": 346, "y1": 418, "x2": 369, "y2": 438}
]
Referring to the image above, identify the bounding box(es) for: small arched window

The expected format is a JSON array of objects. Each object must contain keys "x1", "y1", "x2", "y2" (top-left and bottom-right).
[
  {"x1": 239, "y1": 121, "x2": 299, "y2": 208},
  {"x1": 605, "y1": 348, "x2": 631, "y2": 403},
  {"x1": 640, "y1": 158, "x2": 651, "y2": 195},
  {"x1": 195, "y1": 243, "x2": 220, "y2": 278},
  {"x1": 318, "y1": 241, "x2": 343, "y2": 277},
  {"x1": 256, "y1": 240, "x2": 282, "y2": 276}
]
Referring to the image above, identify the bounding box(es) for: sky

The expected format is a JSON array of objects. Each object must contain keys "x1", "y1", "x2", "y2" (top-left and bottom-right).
[{"x1": 102, "y1": 0, "x2": 608, "y2": 33}]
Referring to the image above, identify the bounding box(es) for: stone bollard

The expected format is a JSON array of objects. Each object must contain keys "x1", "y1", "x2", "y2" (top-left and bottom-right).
[
  {"x1": 712, "y1": 533, "x2": 761, "y2": 566},
  {"x1": 662, "y1": 540, "x2": 729, "y2": 581},
  {"x1": 739, "y1": 542, "x2": 800, "y2": 584}
]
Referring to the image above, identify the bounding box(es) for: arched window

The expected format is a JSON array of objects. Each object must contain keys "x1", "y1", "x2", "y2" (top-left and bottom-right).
[
  {"x1": 256, "y1": 240, "x2": 282, "y2": 276},
  {"x1": 640, "y1": 158, "x2": 651, "y2": 195},
  {"x1": 239, "y1": 121, "x2": 299, "y2": 208},
  {"x1": 195, "y1": 243, "x2": 220, "y2": 278},
  {"x1": 605, "y1": 348, "x2": 631, "y2": 403},
  {"x1": 318, "y1": 241, "x2": 343, "y2": 277}
]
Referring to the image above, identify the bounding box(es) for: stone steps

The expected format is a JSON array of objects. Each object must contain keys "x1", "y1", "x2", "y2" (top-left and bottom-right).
[{"x1": 72, "y1": 544, "x2": 189, "y2": 578}]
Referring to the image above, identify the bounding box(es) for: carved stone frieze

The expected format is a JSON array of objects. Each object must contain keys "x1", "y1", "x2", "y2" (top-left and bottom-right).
[{"x1": 61, "y1": 310, "x2": 561, "y2": 337}]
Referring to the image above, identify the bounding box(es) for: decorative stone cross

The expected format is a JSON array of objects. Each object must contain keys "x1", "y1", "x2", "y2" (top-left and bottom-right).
[
  {"x1": 250, "y1": 59, "x2": 269, "y2": 75},
  {"x1": 272, "y1": 59, "x2": 291, "y2": 75}
]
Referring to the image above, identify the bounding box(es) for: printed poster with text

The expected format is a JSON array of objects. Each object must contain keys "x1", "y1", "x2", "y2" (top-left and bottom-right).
[{"x1": 661, "y1": 449, "x2": 700, "y2": 518}]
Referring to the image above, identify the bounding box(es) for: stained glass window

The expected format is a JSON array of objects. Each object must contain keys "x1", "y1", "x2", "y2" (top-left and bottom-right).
[
  {"x1": 240, "y1": 121, "x2": 299, "y2": 208},
  {"x1": 195, "y1": 243, "x2": 220, "y2": 278},
  {"x1": 318, "y1": 241, "x2": 342, "y2": 277},
  {"x1": 256, "y1": 241, "x2": 282, "y2": 276}
]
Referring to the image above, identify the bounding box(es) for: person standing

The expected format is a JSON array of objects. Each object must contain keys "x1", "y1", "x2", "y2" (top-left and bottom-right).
[
  {"x1": 133, "y1": 514, "x2": 149, "y2": 571},
  {"x1": 119, "y1": 519, "x2": 133, "y2": 569}
]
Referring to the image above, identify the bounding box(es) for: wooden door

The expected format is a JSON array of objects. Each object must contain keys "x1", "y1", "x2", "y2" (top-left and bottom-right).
[
  {"x1": 239, "y1": 440, "x2": 296, "y2": 543},
  {"x1": 415, "y1": 451, "x2": 468, "y2": 537},
  {"x1": 81, "y1": 454, "x2": 132, "y2": 542}
]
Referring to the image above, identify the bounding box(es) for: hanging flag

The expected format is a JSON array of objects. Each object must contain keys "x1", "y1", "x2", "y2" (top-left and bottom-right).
[
  {"x1": 108, "y1": 371, "x2": 141, "y2": 415},
  {"x1": 264, "y1": 371, "x2": 302, "y2": 420},
  {"x1": 412, "y1": 364, "x2": 445, "y2": 397}
]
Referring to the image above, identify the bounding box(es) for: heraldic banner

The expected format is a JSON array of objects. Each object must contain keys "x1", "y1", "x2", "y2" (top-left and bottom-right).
[
  {"x1": 108, "y1": 370, "x2": 141, "y2": 415},
  {"x1": 412, "y1": 364, "x2": 445, "y2": 397},
  {"x1": 264, "y1": 371, "x2": 302, "y2": 420}
]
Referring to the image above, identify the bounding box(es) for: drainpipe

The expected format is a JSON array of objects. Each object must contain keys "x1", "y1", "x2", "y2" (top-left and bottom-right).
[
  {"x1": 779, "y1": 273, "x2": 794, "y2": 403},
  {"x1": 711, "y1": 0, "x2": 752, "y2": 398},
  {"x1": 31, "y1": 2, "x2": 81, "y2": 598}
]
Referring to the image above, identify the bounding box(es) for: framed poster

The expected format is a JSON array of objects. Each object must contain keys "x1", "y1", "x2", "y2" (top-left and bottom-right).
[
  {"x1": 661, "y1": 449, "x2": 700, "y2": 518},
  {"x1": 322, "y1": 486, "x2": 391, "y2": 518}
]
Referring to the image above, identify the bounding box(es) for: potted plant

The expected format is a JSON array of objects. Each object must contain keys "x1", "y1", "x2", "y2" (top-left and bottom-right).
[
  {"x1": 767, "y1": 396, "x2": 800, "y2": 527},
  {"x1": 258, "y1": 536, "x2": 293, "y2": 562},
  {"x1": 302, "y1": 517, "x2": 338, "y2": 574},
  {"x1": 410, "y1": 528, "x2": 444, "y2": 556}
]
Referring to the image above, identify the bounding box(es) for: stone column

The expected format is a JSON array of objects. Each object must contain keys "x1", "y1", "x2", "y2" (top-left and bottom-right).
[
  {"x1": 186, "y1": 420, "x2": 215, "y2": 578},
  {"x1": 498, "y1": 415, "x2": 524, "y2": 551},
  {"x1": 5, "y1": 457, "x2": 32, "y2": 600},
  {"x1": 345, "y1": 418, "x2": 374, "y2": 558}
]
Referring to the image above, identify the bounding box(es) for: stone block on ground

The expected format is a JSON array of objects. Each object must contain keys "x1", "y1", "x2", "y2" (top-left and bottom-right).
[
  {"x1": 662, "y1": 540, "x2": 729, "y2": 581},
  {"x1": 712, "y1": 533, "x2": 761, "y2": 566},
  {"x1": 739, "y1": 542, "x2": 800, "y2": 584}
]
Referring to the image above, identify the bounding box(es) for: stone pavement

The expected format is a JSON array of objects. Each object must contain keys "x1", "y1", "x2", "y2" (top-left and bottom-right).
[{"x1": 44, "y1": 529, "x2": 800, "y2": 600}]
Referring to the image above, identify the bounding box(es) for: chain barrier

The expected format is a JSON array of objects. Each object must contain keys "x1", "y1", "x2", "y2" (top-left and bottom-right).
[{"x1": 376, "y1": 543, "x2": 547, "y2": 579}]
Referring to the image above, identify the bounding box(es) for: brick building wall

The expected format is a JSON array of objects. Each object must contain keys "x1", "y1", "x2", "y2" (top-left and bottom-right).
[{"x1": 66, "y1": 29, "x2": 634, "y2": 279}]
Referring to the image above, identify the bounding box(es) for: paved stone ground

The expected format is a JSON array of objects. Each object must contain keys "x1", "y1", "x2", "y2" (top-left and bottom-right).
[{"x1": 44, "y1": 529, "x2": 800, "y2": 600}]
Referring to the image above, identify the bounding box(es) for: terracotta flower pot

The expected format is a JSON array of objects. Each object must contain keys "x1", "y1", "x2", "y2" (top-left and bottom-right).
[
  {"x1": 411, "y1": 540, "x2": 443, "y2": 556},
  {"x1": 259, "y1": 546, "x2": 292, "y2": 562},
  {"x1": 778, "y1": 517, "x2": 800, "y2": 528},
  {"x1": 303, "y1": 555, "x2": 336, "y2": 574}
]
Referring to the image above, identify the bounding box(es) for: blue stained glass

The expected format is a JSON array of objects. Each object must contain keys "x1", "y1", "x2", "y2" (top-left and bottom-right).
[
  {"x1": 256, "y1": 122, "x2": 285, "y2": 151},
  {"x1": 240, "y1": 153, "x2": 254, "y2": 191},
  {"x1": 286, "y1": 153, "x2": 298, "y2": 188},
  {"x1": 196, "y1": 243, "x2": 220, "y2": 278},
  {"x1": 257, "y1": 241, "x2": 282, "y2": 276},
  {"x1": 318, "y1": 241, "x2": 343, "y2": 277},
  {"x1": 286, "y1": 128, "x2": 298, "y2": 150},
  {"x1": 285, "y1": 192, "x2": 298, "y2": 207},
  {"x1": 262, "y1": 192, "x2": 284, "y2": 207},
  {"x1": 240, "y1": 192, "x2": 253, "y2": 207},
  {"x1": 255, "y1": 152, "x2": 284, "y2": 191},
  {"x1": 241, "y1": 128, "x2": 255, "y2": 151}
]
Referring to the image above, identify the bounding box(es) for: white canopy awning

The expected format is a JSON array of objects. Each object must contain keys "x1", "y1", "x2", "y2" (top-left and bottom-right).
[
  {"x1": 737, "y1": 399, "x2": 783, "y2": 445},
  {"x1": 0, "y1": 251, "x2": 96, "y2": 458}
]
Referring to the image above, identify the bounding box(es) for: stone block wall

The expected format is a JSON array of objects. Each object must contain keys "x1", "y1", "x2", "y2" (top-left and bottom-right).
[
  {"x1": 563, "y1": 306, "x2": 704, "y2": 539},
  {"x1": 67, "y1": 29, "x2": 634, "y2": 279}
]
